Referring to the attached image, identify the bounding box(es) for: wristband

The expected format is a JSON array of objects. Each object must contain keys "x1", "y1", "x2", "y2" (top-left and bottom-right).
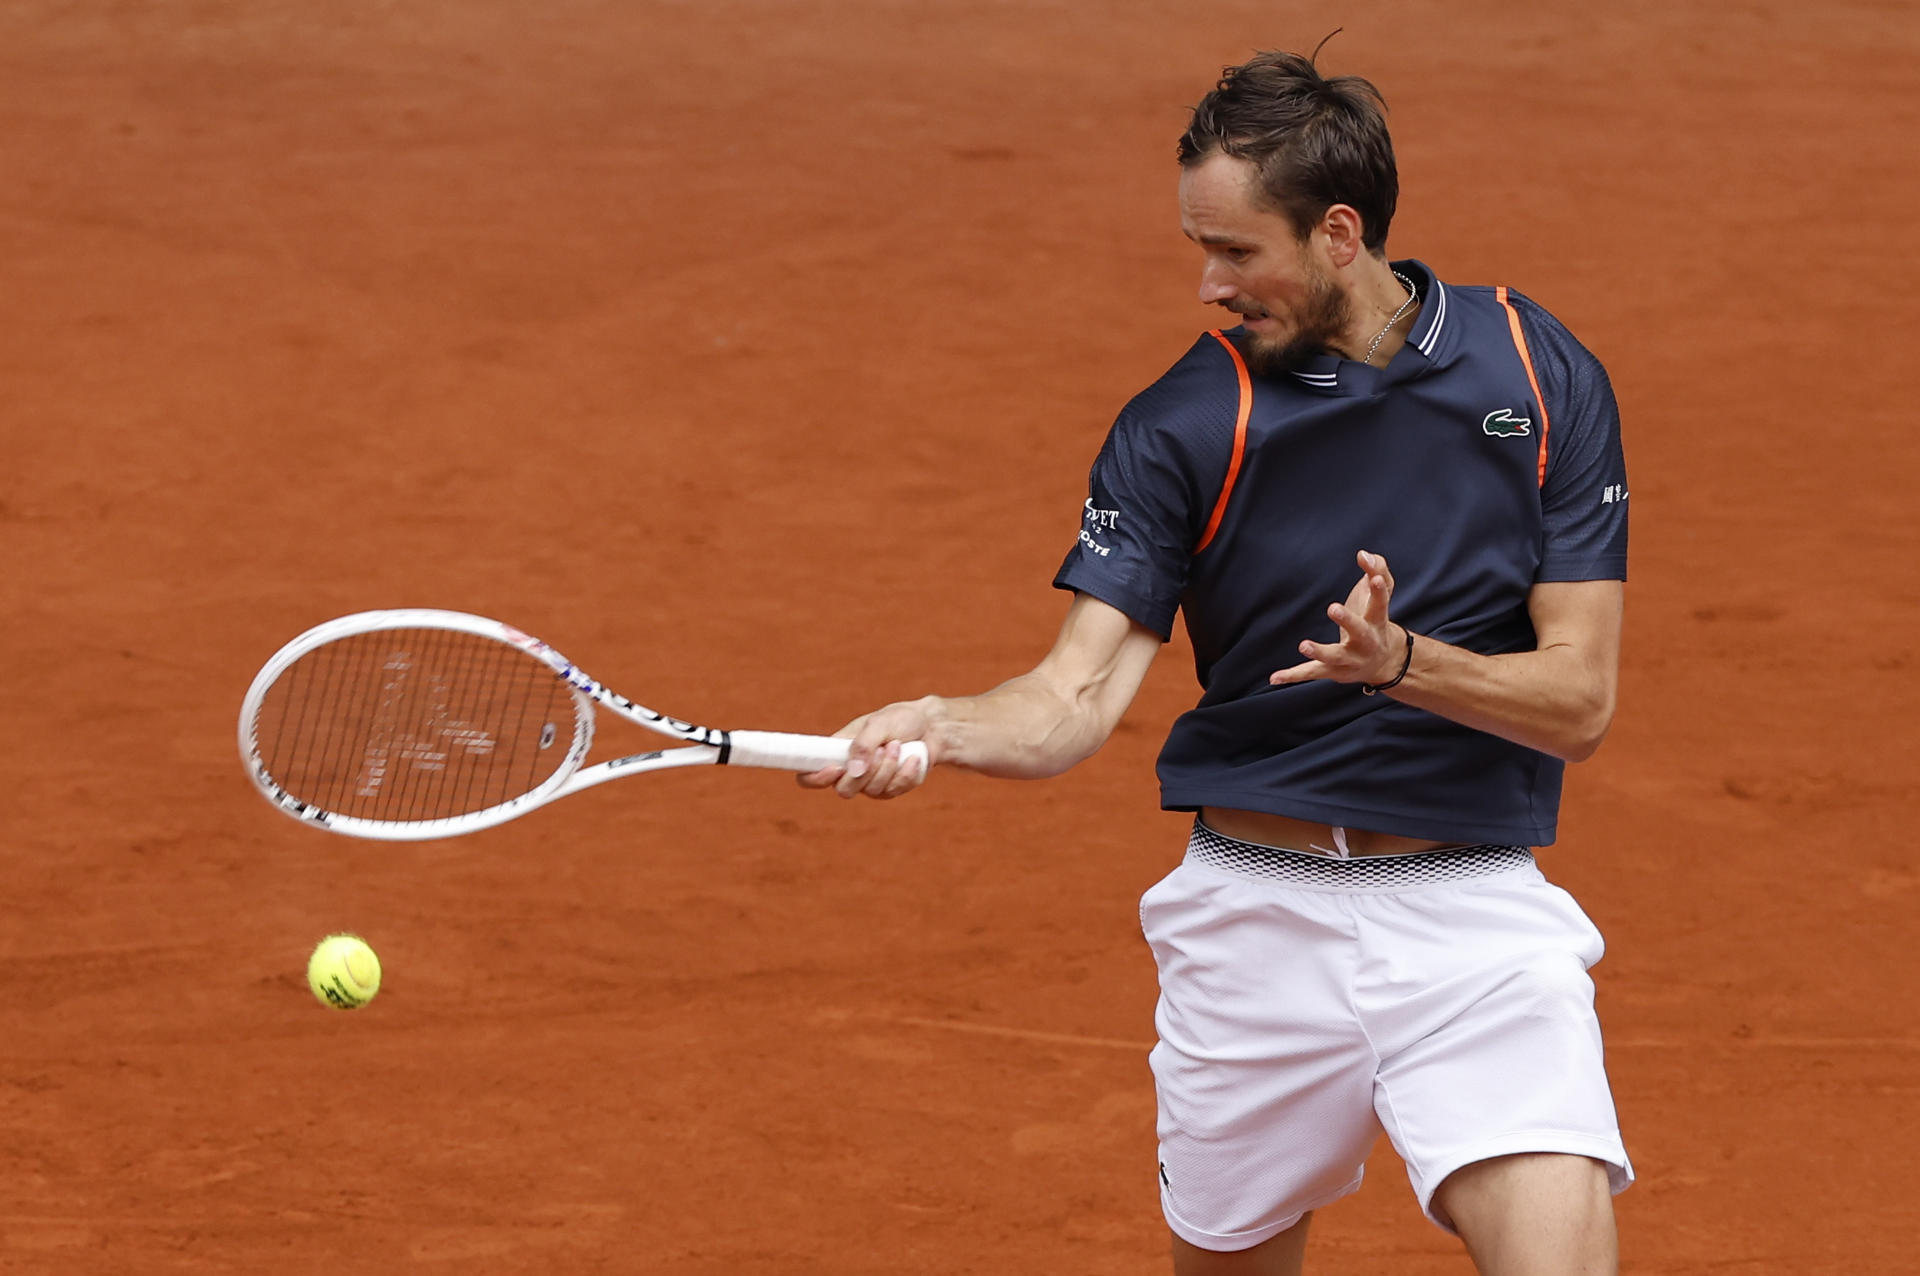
[{"x1": 1361, "y1": 626, "x2": 1415, "y2": 696}]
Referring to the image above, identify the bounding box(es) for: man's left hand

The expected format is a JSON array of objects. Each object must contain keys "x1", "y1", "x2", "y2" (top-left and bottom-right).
[{"x1": 1269, "y1": 550, "x2": 1408, "y2": 687}]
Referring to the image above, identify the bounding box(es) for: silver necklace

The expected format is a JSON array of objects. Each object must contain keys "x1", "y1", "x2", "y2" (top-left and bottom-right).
[{"x1": 1362, "y1": 270, "x2": 1419, "y2": 366}]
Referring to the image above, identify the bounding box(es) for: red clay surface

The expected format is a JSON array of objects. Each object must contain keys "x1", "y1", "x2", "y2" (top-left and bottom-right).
[{"x1": 3, "y1": 2, "x2": 1915, "y2": 1271}]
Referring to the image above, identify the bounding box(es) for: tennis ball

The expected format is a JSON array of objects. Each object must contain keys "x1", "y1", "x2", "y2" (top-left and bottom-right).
[{"x1": 306, "y1": 934, "x2": 382, "y2": 1010}]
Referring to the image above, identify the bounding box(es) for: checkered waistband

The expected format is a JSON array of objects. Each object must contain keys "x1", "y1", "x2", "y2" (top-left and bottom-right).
[{"x1": 1186, "y1": 821, "x2": 1534, "y2": 891}]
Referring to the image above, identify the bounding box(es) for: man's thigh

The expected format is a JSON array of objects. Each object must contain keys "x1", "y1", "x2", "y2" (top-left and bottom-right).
[
  {"x1": 1433, "y1": 1153, "x2": 1617, "y2": 1276},
  {"x1": 1171, "y1": 1214, "x2": 1312, "y2": 1276},
  {"x1": 1142, "y1": 859, "x2": 1379, "y2": 1251},
  {"x1": 1358, "y1": 870, "x2": 1632, "y2": 1230}
]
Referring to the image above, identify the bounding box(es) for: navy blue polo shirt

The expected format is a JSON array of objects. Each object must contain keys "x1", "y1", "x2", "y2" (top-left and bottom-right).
[{"x1": 1053, "y1": 260, "x2": 1628, "y2": 846}]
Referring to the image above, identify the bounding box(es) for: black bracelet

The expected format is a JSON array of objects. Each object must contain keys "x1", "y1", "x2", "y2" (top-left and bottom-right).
[{"x1": 1361, "y1": 626, "x2": 1415, "y2": 696}]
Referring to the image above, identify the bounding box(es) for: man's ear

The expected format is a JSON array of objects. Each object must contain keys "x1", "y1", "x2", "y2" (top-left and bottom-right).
[{"x1": 1318, "y1": 203, "x2": 1367, "y2": 269}]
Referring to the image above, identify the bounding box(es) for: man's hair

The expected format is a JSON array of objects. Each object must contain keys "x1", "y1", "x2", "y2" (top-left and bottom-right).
[{"x1": 1178, "y1": 49, "x2": 1398, "y2": 254}]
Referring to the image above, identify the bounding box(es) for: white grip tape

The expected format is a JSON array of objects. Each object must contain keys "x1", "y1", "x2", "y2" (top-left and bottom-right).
[{"x1": 726, "y1": 731, "x2": 930, "y2": 775}]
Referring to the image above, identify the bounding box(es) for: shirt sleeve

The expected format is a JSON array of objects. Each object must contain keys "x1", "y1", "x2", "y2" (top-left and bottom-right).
[
  {"x1": 1513, "y1": 293, "x2": 1630, "y2": 582},
  {"x1": 1051, "y1": 337, "x2": 1244, "y2": 638}
]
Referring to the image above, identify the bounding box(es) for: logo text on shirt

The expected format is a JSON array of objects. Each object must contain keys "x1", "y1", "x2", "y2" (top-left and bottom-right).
[
  {"x1": 1601, "y1": 484, "x2": 1628, "y2": 504},
  {"x1": 1079, "y1": 499, "x2": 1119, "y2": 556}
]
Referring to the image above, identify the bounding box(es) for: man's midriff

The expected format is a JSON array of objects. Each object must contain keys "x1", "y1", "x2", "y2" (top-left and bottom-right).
[{"x1": 1200, "y1": 807, "x2": 1461, "y2": 858}]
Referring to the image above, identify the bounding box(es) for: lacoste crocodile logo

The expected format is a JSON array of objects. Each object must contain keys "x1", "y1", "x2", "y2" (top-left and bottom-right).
[
  {"x1": 1482, "y1": 408, "x2": 1528, "y2": 437},
  {"x1": 1482, "y1": 408, "x2": 1533, "y2": 437}
]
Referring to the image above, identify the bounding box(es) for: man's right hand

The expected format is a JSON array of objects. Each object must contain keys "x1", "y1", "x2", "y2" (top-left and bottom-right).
[{"x1": 796, "y1": 697, "x2": 939, "y2": 800}]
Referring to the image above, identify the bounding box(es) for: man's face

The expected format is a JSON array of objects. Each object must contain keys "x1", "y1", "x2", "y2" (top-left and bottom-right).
[{"x1": 1178, "y1": 152, "x2": 1349, "y2": 375}]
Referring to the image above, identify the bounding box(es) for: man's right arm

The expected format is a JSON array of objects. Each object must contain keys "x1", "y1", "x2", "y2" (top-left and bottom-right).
[{"x1": 799, "y1": 592, "x2": 1163, "y2": 800}]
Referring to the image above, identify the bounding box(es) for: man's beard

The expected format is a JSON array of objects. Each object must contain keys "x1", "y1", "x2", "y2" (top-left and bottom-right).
[{"x1": 1236, "y1": 266, "x2": 1352, "y2": 377}]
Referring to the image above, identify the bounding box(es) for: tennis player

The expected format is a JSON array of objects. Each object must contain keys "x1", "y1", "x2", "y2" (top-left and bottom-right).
[{"x1": 804, "y1": 48, "x2": 1630, "y2": 1276}]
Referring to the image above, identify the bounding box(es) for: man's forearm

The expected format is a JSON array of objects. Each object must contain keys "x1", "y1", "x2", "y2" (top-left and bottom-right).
[
  {"x1": 1269, "y1": 562, "x2": 1623, "y2": 764},
  {"x1": 910, "y1": 594, "x2": 1163, "y2": 780},
  {"x1": 916, "y1": 670, "x2": 1123, "y2": 780},
  {"x1": 1385, "y1": 631, "x2": 1616, "y2": 762},
  {"x1": 810, "y1": 594, "x2": 1163, "y2": 802}
]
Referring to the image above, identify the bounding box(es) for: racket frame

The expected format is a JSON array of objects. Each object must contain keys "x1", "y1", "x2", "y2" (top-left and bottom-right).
[{"x1": 238, "y1": 608, "x2": 895, "y2": 841}]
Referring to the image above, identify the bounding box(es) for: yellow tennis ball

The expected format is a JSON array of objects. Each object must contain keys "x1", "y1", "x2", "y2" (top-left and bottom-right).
[{"x1": 306, "y1": 934, "x2": 382, "y2": 1010}]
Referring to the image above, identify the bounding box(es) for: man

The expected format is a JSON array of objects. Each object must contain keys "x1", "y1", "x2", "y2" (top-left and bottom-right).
[{"x1": 802, "y1": 48, "x2": 1631, "y2": 1276}]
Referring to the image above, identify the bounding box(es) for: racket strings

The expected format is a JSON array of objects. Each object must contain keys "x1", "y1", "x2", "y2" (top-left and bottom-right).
[
  {"x1": 382, "y1": 626, "x2": 474, "y2": 821},
  {"x1": 252, "y1": 628, "x2": 579, "y2": 822}
]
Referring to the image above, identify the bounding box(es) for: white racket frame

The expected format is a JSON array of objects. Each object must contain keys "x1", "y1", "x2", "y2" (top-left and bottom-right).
[{"x1": 238, "y1": 608, "x2": 923, "y2": 841}]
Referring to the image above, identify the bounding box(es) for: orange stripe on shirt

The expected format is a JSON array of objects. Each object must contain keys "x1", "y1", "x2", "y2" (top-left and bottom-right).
[
  {"x1": 1195, "y1": 330, "x2": 1252, "y2": 553},
  {"x1": 1494, "y1": 286, "x2": 1551, "y2": 487}
]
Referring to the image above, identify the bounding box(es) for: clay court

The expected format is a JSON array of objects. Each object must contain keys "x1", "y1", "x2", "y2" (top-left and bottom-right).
[{"x1": 4, "y1": 1, "x2": 1915, "y2": 1271}]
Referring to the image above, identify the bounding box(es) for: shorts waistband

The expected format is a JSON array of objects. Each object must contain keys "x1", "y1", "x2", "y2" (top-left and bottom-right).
[{"x1": 1186, "y1": 820, "x2": 1534, "y2": 891}]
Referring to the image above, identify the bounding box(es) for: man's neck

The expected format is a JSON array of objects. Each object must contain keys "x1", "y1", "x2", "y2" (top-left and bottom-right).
[{"x1": 1337, "y1": 256, "x2": 1421, "y2": 366}]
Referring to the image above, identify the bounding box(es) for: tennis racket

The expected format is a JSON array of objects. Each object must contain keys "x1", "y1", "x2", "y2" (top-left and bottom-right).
[{"x1": 238, "y1": 608, "x2": 923, "y2": 840}]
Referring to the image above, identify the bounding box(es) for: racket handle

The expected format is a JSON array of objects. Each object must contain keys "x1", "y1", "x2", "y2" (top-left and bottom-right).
[{"x1": 727, "y1": 731, "x2": 930, "y2": 775}]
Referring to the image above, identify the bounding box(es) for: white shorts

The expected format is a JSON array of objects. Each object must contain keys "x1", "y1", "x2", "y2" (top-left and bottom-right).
[{"x1": 1141, "y1": 821, "x2": 1632, "y2": 1251}]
